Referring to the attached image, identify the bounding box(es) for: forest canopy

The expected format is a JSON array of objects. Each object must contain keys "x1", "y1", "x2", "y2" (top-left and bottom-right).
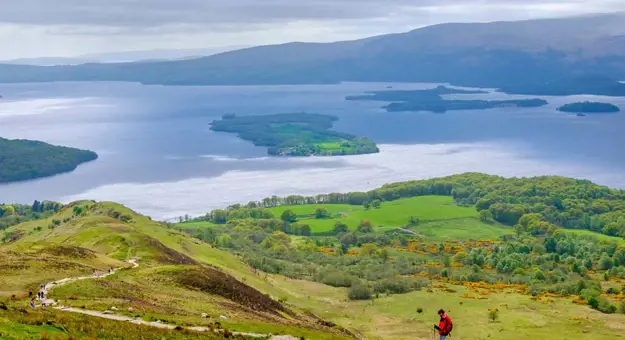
[{"x1": 0, "y1": 137, "x2": 98, "y2": 183}]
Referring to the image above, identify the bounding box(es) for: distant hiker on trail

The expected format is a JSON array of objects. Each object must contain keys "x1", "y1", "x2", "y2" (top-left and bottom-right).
[
  {"x1": 434, "y1": 309, "x2": 453, "y2": 339},
  {"x1": 29, "y1": 289, "x2": 33, "y2": 298},
  {"x1": 29, "y1": 299, "x2": 36, "y2": 308}
]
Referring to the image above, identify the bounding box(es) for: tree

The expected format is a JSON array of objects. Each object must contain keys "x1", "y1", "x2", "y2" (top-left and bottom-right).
[
  {"x1": 614, "y1": 249, "x2": 625, "y2": 266},
  {"x1": 300, "y1": 224, "x2": 312, "y2": 236},
  {"x1": 363, "y1": 202, "x2": 371, "y2": 210},
  {"x1": 371, "y1": 200, "x2": 382, "y2": 209},
  {"x1": 32, "y1": 200, "x2": 41, "y2": 213},
  {"x1": 314, "y1": 208, "x2": 329, "y2": 219},
  {"x1": 377, "y1": 248, "x2": 390, "y2": 262},
  {"x1": 533, "y1": 270, "x2": 546, "y2": 281},
  {"x1": 333, "y1": 221, "x2": 349, "y2": 234},
  {"x1": 211, "y1": 209, "x2": 228, "y2": 224},
  {"x1": 544, "y1": 237, "x2": 557, "y2": 253},
  {"x1": 340, "y1": 232, "x2": 358, "y2": 247},
  {"x1": 281, "y1": 209, "x2": 297, "y2": 223},
  {"x1": 599, "y1": 255, "x2": 614, "y2": 270},
  {"x1": 479, "y1": 209, "x2": 493, "y2": 223},
  {"x1": 357, "y1": 220, "x2": 374, "y2": 233},
  {"x1": 2, "y1": 205, "x2": 15, "y2": 216}
]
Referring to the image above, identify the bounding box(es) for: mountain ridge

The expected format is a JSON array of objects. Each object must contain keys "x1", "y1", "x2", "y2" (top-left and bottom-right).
[{"x1": 1, "y1": 13, "x2": 625, "y2": 94}]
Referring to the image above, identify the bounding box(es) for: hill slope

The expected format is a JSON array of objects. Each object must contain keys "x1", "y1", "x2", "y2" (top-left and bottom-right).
[
  {"x1": 1, "y1": 14, "x2": 625, "y2": 94},
  {"x1": 0, "y1": 201, "x2": 352, "y2": 339}
]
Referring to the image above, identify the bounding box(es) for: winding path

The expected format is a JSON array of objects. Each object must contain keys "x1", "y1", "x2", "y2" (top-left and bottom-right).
[
  {"x1": 39, "y1": 258, "x2": 299, "y2": 340},
  {"x1": 397, "y1": 227, "x2": 423, "y2": 237}
]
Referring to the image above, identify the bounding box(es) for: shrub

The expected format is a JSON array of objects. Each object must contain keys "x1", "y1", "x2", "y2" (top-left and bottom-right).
[
  {"x1": 417, "y1": 308, "x2": 423, "y2": 314},
  {"x1": 596, "y1": 297, "x2": 617, "y2": 314},
  {"x1": 316, "y1": 269, "x2": 353, "y2": 287},
  {"x1": 488, "y1": 309, "x2": 499, "y2": 322},
  {"x1": 357, "y1": 220, "x2": 374, "y2": 233},
  {"x1": 374, "y1": 277, "x2": 424, "y2": 295},
  {"x1": 315, "y1": 208, "x2": 330, "y2": 219},
  {"x1": 348, "y1": 283, "x2": 372, "y2": 300},
  {"x1": 606, "y1": 287, "x2": 620, "y2": 295},
  {"x1": 620, "y1": 300, "x2": 625, "y2": 314},
  {"x1": 588, "y1": 297, "x2": 599, "y2": 309}
]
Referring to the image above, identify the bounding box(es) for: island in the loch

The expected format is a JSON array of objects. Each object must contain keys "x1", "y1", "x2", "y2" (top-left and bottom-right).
[
  {"x1": 0, "y1": 137, "x2": 98, "y2": 183},
  {"x1": 346, "y1": 86, "x2": 548, "y2": 113},
  {"x1": 557, "y1": 101, "x2": 620, "y2": 115},
  {"x1": 210, "y1": 113, "x2": 379, "y2": 156}
]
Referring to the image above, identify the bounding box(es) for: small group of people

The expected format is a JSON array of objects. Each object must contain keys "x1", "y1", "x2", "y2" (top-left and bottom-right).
[{"x1": 28, "y1": 285, "x2": 48, "y2": 308}]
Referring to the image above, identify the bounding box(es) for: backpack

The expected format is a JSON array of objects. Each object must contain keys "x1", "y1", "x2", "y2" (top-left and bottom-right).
[{"x1": 443, "y1": 316, "x2": 453, "y2": 335}]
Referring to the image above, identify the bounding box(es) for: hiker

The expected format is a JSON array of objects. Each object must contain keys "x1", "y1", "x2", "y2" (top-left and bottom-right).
[
  {"x1": 29, "y1": 299, "x2": 36, "y2": 309},
  {"x1": 433, "y1": 309, "x2": 453, "y2": 340},
  {"x1": 29, "y1": 289, "x2": 33, "y2": 298}
]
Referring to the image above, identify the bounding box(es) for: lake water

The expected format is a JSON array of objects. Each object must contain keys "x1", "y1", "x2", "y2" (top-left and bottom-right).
[{"x1": 1, "y1": 82, "x2": 625, "y2": 220}]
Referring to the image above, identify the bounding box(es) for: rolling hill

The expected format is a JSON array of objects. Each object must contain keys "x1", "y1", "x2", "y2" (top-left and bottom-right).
[
  {"x1": 3, "y1": 172, "x2": 625, "y2": 339},
  {"x1": 1, "y1": 14, "x2": 625, "y2": 95},
  {"x1": 0, "y1": 201, "x2": 353, "y2": 339}
]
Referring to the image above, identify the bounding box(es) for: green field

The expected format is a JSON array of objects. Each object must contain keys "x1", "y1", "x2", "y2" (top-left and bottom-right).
[
  {"x1": 265, "y1": 196, "x2": 509, "y2": 237},
  {"x1": 176, "y1": 220, "x2": 219, "y2": 230},
  {"x1": 565, "y1": 229, "x2": 625, "y2": 246}
]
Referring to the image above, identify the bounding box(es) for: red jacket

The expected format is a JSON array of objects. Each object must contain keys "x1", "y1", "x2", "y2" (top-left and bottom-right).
[{"x1": 438, "y1": 314, "x2": 452, "y2": 335}]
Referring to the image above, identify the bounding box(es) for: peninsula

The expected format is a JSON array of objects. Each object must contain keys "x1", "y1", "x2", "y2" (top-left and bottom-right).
[
  {"x1": 210, "y1": 113, "x2": 379, "y2": 156},
  {"x1": 0, "y1": 137, "x2": 98, "y2": 183}
]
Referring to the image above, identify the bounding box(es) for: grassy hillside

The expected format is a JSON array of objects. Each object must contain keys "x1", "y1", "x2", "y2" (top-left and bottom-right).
[
  {"x1": 3, "y1": 173, "x2": 625, "y2": 339},
  {"x1": 0, "y1": 202, "x2": 353, "y2": 339}
]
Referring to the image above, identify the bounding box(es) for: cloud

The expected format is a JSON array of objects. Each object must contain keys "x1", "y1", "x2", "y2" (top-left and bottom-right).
[
  {"x1": 1, "y1": 0, "x2": 624, "y2": 29},
  {"x1": 1, "y1": 0, "x2": 624, "y2": 59}
]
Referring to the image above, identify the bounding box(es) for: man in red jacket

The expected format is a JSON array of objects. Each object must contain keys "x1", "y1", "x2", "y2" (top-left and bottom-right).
[{"x1": 434, "y1": 309, "x2": 453, "y2": 339}]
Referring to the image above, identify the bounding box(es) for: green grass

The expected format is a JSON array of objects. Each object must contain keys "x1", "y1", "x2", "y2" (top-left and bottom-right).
[
  {"x1": 405, "y1": 218, "x2": 513, "y2": 241},
  {"x1": 266, "y1": 196, "x2": 505, "y2": 237},
  {"x1": 176, "y1": 221, "x2": 220, "y2": 230},
  {"x1": 265, "y1": 277, "x2": 625, "y2": 340},
  {"x1": 565, "y1": 229, "x2": 625, "y2": 245}
]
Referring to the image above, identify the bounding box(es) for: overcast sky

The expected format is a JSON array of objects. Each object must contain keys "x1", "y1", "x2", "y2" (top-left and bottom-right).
[{"x1": 2, "y1": 0, "x2": 625, "y2": 59}]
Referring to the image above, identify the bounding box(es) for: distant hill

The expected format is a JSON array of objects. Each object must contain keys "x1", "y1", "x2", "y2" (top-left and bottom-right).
[
  {"x1": 0, "y1": 138, "x2": 97, "y2": 183},
  {"x1": 1, "y1": 14, "x2": 625, "y2": 95}
]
